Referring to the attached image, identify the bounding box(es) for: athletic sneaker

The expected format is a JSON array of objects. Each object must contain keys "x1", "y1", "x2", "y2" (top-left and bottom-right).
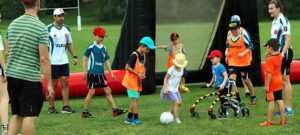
[
  {"x1": 279, "y1": 120, "x2": 287, "y2": 126},
  {"x1": 249, "y1": 96, "x2": 257, "y2": 105},
  {"x1": 175, "y1": 118, "x2": 182, "y2": 124},
  {"x1": 131, "y1": 119, "x2": 142, "y2": 126},
  {"x1": 124, "y1": 118, "x2": 133, "y2": 124},
  {"x1": 48, "y1": 106, "x2": 59, "y2": 114},
  {"x1": 1, "y1": 125, "x2": 8, "y2": 135},
  {"x1": 275, "y1": 108, "x2": 294, "y2": 116},
  {"x1": 61, "y1": 105, "x2": 75, "y2": 113},
  {"x1": 285, "y1": 108, "x2": 294, "y2": 115},
  {"x1": 81, "y1": 111, "x2": 94, "y2": 118},
  {"x1": 218, "y1": 114, "x2": 228, "y2": 119},
  {"x1": 245, "y1": 92, "x2": 250, "y2": 98},
  {"x1": 260, "y1": 121, "x2": 273, "y2": 127},
  {"x1": 112, "y1": 109, "x2": 128, "y2": 116}
]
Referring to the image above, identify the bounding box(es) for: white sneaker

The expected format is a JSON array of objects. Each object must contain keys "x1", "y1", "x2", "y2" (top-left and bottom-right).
[{"x1": 175, "y1": 118, "x2": 182, "y2": 124}]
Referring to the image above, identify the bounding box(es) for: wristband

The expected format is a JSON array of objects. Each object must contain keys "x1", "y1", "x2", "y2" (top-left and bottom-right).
[{"x1": 73, "y1": 56, "x2": 78, "y2": 59}]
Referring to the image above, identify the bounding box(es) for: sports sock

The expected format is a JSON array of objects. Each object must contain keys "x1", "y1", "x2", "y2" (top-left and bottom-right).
[
  {"x1": 133, "y1": 113, "x2": 139, "y2": 120},
  {"x1": 127, "y1": 112, "x2": 133, "y2": 119}
]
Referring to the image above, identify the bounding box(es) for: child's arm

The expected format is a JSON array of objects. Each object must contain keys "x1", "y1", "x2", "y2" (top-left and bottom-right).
[
  {"x1": 238, "y1": 48, "x2": 251, "y2": 58},
  {"x1": 206, "y1": 75, "x2": 215, "y2": 88},
  {"x1": 82, "y1": 56, "x2": 88, "y2": 80},
  {"x1": 156, "y1": 45, "x2": 167, "y2": 49},
  {"x1": 125, "y1": 64, "x2": 144, "y2": 80},
  {"x1": 265, "y1": 72, "x2": 272, "y2": 93},
  {"x1": 105, "y1": 60, "x2": 116, "y2": 80},
  {"x1": 163, "y1": 73, "x2": 171, "y2": 94},
  {"x1": 218, "y1": 72, "x2": 228, "y2": 91}
]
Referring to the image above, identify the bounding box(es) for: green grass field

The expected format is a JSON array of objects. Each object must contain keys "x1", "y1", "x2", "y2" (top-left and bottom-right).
[{"x1": 33, "y1": 84, "x2": 300, "y2": 135}]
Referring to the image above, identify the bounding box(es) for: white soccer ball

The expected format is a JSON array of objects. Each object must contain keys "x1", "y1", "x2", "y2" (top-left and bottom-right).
[{"x1": 160, "y1": 112, "x2": 174, "y2": 124}]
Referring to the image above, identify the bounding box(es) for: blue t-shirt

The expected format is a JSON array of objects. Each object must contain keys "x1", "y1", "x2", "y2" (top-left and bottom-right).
[
  {"x1": 84, "y1": 42, "x2": 110, "y2": 75},
  {"x1": 212, "y1": 63, "x2": 228, "y2": 88}
]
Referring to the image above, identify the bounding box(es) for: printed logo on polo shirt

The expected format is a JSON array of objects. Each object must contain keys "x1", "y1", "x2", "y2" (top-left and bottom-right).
[
  {"x1": 284, "y1": 26, "x2": 288, "y2": 32},
  {"x1": 95, "y1": 62, "x2": 103, "y2": 66},
  {"x1": 274, "y1": 29, "x2": 278, "y2": 35},
  {"x1": 65, "y1": 33, "x2": 68, "y2": 38},
  {"x1": 54, "y1": 34, "x2": 57, "y2": 38},
  {"x1": 55, "y1": 44, "x2": 66, "y2": 47}
]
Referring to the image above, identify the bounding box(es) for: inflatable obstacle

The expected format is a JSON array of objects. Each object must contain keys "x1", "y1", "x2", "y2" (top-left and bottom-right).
[
  {"x1": 41, "y1": 70, "x2": 126, "y2": 99},
  {"x1": 261, "y1": 60, "x2": 300, "y2": 83}
]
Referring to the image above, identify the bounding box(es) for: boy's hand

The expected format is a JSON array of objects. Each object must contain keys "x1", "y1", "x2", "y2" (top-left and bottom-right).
[
  {"x1": 238, "y1": 52, "x2": 245, "y2": 58},
  {"x1": 218, "y1": 84, "x2": 225, "y2": 91},
  {"x1": 111, "y1": 73, "x2": 116, "y2": 81},
  {"x1": 83, "y1": 72, "x2": 87, "y2": 80},
  {"x1": 138, "y1": 74, "x2": 146, "y2": 80},
  {"x1": 264, "y1": 86, "x2": 269, "y2": 93},
  {"x1": 206, "y1": 84, "x2": 211, "y2": 88},
  {"x1": 163, "y1": 88, "x2": 168, "y2": 95}
]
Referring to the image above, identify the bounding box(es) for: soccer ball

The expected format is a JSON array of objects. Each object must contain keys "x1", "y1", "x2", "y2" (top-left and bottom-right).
[{"x1": 160, "y1": 112, "x2": 174, "y2": 124}]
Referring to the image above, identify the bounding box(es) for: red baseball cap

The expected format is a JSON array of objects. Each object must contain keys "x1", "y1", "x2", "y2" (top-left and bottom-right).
[
  {"x1": 93, "y1": 27, "x2": 106, "y2": 37},
  {"x1": 208, "y1": 50, "x2": 223, "y2": 59}
]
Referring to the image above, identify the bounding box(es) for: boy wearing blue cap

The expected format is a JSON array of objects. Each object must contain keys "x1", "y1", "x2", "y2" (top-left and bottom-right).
[{"x1": 122, "y1": 36, "x2": 156, "y2": 126}]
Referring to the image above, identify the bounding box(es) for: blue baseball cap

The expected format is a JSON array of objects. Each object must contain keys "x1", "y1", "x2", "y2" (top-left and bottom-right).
[{"x1": 140, "y1": 36, "x2": 156, "y2": 49}]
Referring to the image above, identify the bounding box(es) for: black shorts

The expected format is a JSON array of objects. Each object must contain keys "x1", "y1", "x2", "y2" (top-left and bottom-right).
[
  {"x1": 228, "y1": 66, "x2": 251, "y2": 79},
  {"x1": 281, "y1": 48, "x2": 293, "y2": 76},
  {"x1": 182, "y1": 68, "x2": 187, "y2": 77},
  {"x1": 216, "y1": 85, "x2": 231, "y2": 104},
  {"x1": 51, "y1": 64, "x2": 70, "y2": 79},
  {"x1": 87, "y1": 74, "x2": 108, "y2": 89},
  {"x1": 0, "y1": 65, "x2": 3, "y2": 76},
  {"x1": 7, "y1": 77, "x2": 44, "y2": 117},
  {"x1": 266, "y1": 90, "x2": 283, "y2": 101}
]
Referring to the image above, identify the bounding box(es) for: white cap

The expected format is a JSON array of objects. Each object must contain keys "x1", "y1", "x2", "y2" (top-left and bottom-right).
[{"x1": 53, "y1": 8, "x2": 65, "y2": 16}]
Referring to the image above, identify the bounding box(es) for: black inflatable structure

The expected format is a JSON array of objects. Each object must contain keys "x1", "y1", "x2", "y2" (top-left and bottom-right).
[{"x1": 112, "y1": 0, "x2": 261, "y2": 94}]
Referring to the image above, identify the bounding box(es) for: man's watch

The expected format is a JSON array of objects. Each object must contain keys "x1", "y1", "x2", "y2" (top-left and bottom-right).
[{"x1": 73, "y1": 56, "x2": 78, "y2": 59}]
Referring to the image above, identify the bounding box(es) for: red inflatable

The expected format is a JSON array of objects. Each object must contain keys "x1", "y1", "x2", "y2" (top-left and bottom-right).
[
  {"x1": 41, "y1": 70, "x2": 126, "y2": 99},
  {"x1": 261, "y1": 60, "x2": 300, "y2": 84}
]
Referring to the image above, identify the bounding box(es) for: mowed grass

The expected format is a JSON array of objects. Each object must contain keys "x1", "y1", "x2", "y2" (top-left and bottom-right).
[{"x1": 33, "y1": 84, "x2": 300, "y2": 135}]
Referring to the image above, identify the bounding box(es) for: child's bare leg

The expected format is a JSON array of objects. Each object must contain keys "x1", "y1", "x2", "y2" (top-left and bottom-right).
[
  {"x1": 244, "y1": 79, "x2": 255, "y2": 96},
  {"x1": 84, "y1": 89, "x2": 95, "y2": 110},
  {"x1": 104, "y1": 87, "x2": 117, "y2": 109},
  {"x1": 172, "y1": 101, "x2": 182, "y2": 118},
  {"x1": 277, "y1": 100, "x2": 285, "y2": 121},
  {"x1": 241, "y1": 78, "x2": 250, "y2": 93},
  {"x1": 267, "y1": 101, "x2": 275, "y2": 123},
  {"x1": 131, "y1": 98, "x2": 139, "y2": 114}
]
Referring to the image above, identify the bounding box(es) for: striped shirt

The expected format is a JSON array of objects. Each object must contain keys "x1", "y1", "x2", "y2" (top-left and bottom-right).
[{"x1": 6, "y1": 14, "x2": 49, "y2": 82}]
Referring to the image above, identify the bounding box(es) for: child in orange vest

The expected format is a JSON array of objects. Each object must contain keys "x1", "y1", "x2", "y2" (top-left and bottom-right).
[
  {"x1": 157, "y1": 32, "x2": 189, "y2": 93},
  {"x1": 260, "y1": 38, "x2": 286, "y2": 126},
  {"x1": 122, "y1": 36, "x2": 156, "y2": 126},
  {"x1": 161, "y1": 53, "x2": 188, "y2": 124}
]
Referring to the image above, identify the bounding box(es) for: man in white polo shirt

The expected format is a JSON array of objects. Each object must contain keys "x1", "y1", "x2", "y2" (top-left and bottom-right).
[{"x1": 48, "y1": 8, "x2": 77, "y2": 114}]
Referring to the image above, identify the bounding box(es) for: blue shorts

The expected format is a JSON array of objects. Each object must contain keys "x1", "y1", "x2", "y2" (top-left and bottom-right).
[
  {"x1": 51, "y1": 64, "x2": 70, "y2": 79},
  {"x1": 127, "y1": 89, "x2": 140, "y2": 98}
]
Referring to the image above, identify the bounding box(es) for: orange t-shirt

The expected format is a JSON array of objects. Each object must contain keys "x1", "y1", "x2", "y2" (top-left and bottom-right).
[
  {"x1": 227, "y1": 28, "x2": 252, "y2": 67},
  {"x1": 265, "y1": 54, "x2": 283, "y2": 92}
]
